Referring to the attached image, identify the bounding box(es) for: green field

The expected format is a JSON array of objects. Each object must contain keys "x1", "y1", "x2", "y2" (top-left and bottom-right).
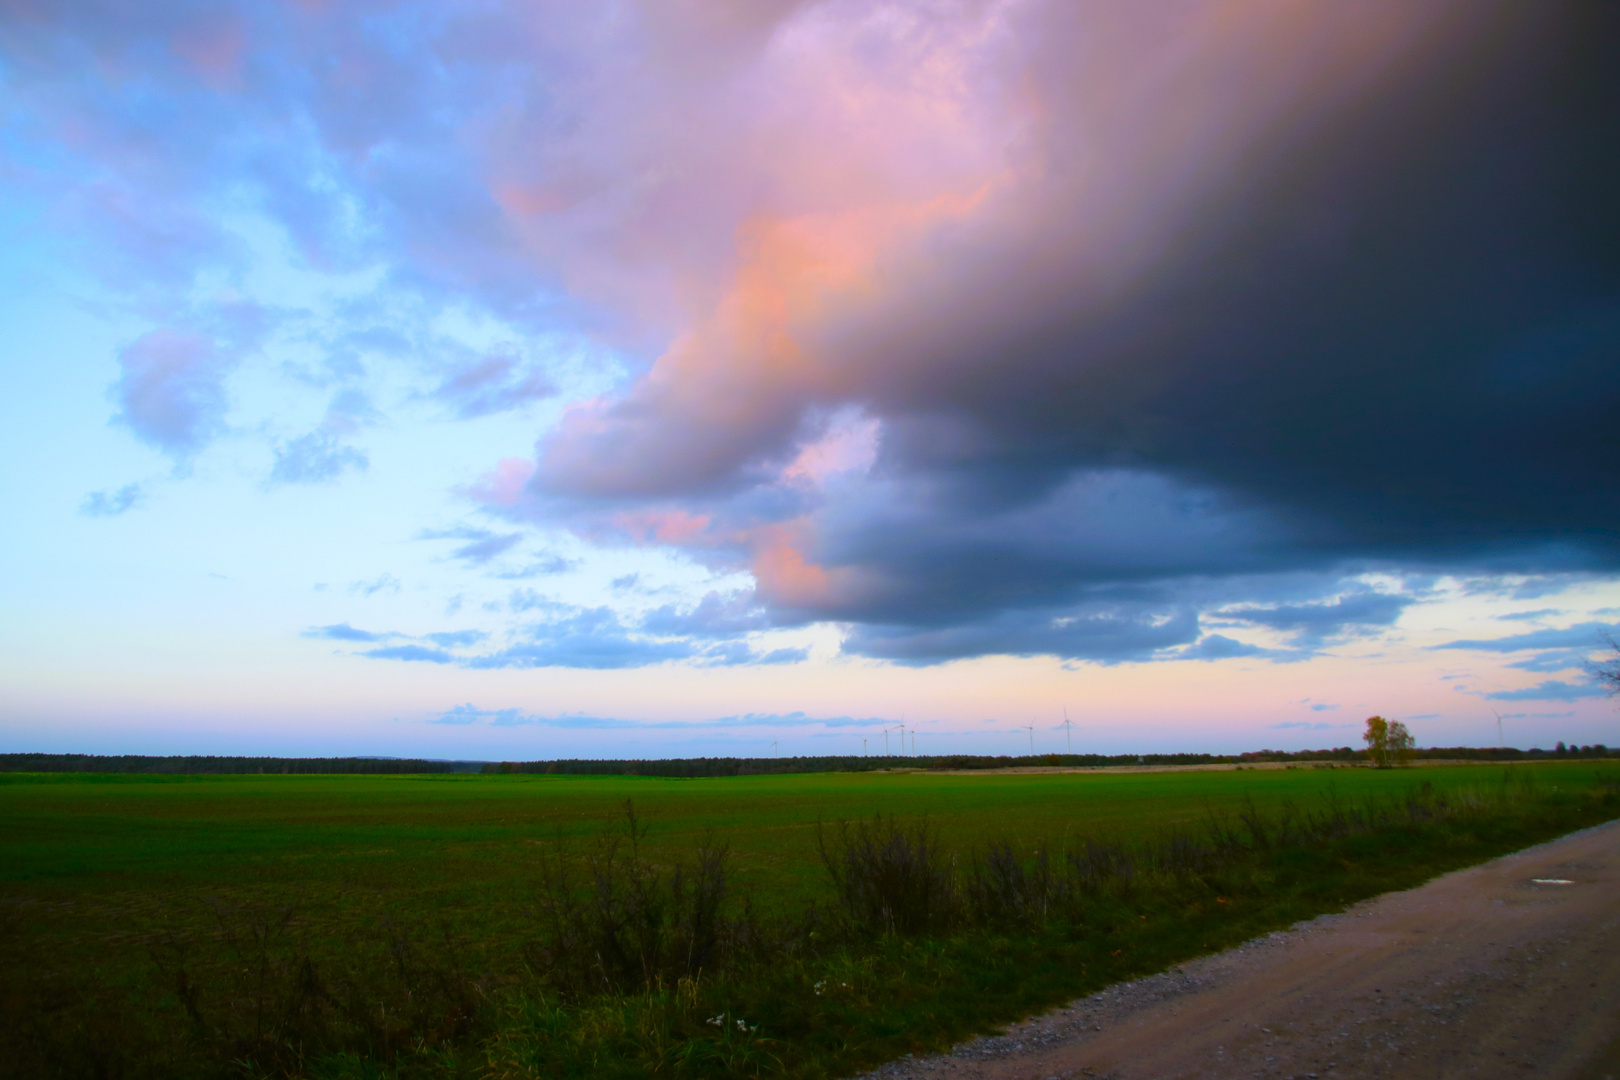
[
  {"x1": 2, "y1": 762, "x2": 1572, "y2": 896},
  {"x1": 3, "y1": 762, "x2": 1617, "y2": 1079}
]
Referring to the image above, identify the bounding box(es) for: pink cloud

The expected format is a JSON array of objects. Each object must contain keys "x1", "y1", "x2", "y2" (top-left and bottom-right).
[
  {"x1": 113, "y1": 327, "x2": 234, "y2": 455},
  {"x1": 608, "y1": 509, "x2": 716, "y2": 548},
  {"x1": 519, "y1": 0, "x2": 1464, "y2": 502},
  {"x1": 170, "y1": 15, "x2": 246, "y2": 92},
  {"x1": 464, "y1": 457, "x2": 536, "y2": 508}
]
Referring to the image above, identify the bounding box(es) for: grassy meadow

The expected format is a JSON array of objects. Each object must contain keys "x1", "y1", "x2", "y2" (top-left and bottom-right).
[{"x1": 3, "y1": 761, "x2": 1617, "y2": 1079}]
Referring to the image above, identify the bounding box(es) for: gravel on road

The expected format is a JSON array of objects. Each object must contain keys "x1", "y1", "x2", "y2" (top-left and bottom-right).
[{"x1": 858, "y1": 819, "x2": 1620, "y2": 1080}]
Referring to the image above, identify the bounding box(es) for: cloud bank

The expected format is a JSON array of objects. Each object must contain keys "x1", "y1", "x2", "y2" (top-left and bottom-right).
[{"x1": 6, "y1": 0, "x2": 1616, "y2": 669}]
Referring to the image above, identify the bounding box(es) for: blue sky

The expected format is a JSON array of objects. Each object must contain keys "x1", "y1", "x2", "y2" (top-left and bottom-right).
[{"x1": 3, "y1": 0, "x2": 1618, "y2": 759}]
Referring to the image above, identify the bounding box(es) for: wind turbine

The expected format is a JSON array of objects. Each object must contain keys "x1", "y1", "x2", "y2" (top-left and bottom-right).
[
  {"x1": 898, "y1": 721, "x2": 907, "y2": 756},
  {"x1": 882, "y1": 726, "x2": 891, "y2": 756},
  {"x1": 1021, "y1": 724, "x2": 1035, "y2": 755},
  {"x1": 769, "y1": 739, "x2": 779, "y2": 757},
  {"x1": 862, "y1": 736, "x2": 868, "y2": 756},
  {"x1": 1492, "y1": 708, "x2": 1504, "y2": 748},
  {"x1": 1062, "y1": 707, "x2": 1074, "y2": 754}
]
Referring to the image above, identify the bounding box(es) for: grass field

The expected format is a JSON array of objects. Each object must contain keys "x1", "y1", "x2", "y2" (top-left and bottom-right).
[{"x1": 3, "y1": 761, "x2": 1617, "y2": 1079}]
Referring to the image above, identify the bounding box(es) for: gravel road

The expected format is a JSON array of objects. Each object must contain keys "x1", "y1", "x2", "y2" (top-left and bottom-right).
[{"x1": 860, "y1": 819, "x2": 1620, "y2": 1080}]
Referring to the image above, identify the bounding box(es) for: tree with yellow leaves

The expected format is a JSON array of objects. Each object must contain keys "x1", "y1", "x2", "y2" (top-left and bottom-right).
[{"x1": 1363, "y1": 715, "x2": 1415, "y2": 768}]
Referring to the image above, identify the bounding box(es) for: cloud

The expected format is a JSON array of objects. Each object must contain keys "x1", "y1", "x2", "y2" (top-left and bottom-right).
[
  {"x1": 453, "y1": 533, "x2": 523, "y2": 564},
  {"x1": 1219, "y1": 590, "x2": 1412, "y2": 642},
  {"x1": 342, "y1": 596, "x2": 808, "y2": 671},
  {"x1": 689, "y1": 641, "x2": 808, "y2": 667},
  {"x1": 493, "y1": 555, "x2": 578, "y2": 579},
  {"x1": 426, "y1": 706, "x2": 889, "y2": 730},
  {"x1": 1433, "y1": 622, "x2": 1619, "y2": 653},
  {"x1": 270, "y1": 431, "x2": 368, "y2": 484},
  {"x1": 1183, "y1": 634, "x2": 1268, "y2": 661},
  {"x1": 419, "y1": 527, "x2": 524, "y2": 565},
  {"x1": 9, "y1": 1, "x2": 1619, "y2": 668},
  {"x1": 303, "y1": 623, "x2": 387, "y2": 642},
  {"x1": 641, "y1": 591, "x2": 772, "y2": 638},
  {"x1": 363, "y1": 644, "x2": 455, "y2": 664},
  {"x1": 424, "y1": 629, "x2": 487, "y2": 647},
  {"x1": 432, "y1": 704, "x2": 485, "y2": 725},
  {"x1": 752, "y1": 646, "x2": 809, "y2": 665},
  {"x1": 843, "y1": 605, "x2": 1200, "y2": 666},
  {"x1": 112, "y1": 329, "x2": 234, "y2": 456},
  {"x1": 1485, "y1": 680, "x2": 1609, "y2": 703},
  {"x1": 507, "y1": 588, "x2": 563, "y2": 614},
  {"x1": 80, "y1": 483, "x2": 145, "y2": 517},
  {"x1": 432, "y1": 354, "x2": 555, "y2": 418},
  {"x1": 323, "y1": 389, "x2": 384, "y2": 432},
  {"x1": 350, "y1": 575, "x2": 402, "y2": 597},
  {"x1": 433, "y1": 704, "x2": 536, "y2": 726},
  {"x1": 467, "y1": 638, "x2": 694, "y2": 671},
  {"x1": 1497, "y1": 608, "x2": 1562, "y2": 622},
  {"x1": 1269, "y1": 721, "x2": 1345, "y2": 731},
  {"x1": 508, "y1": 2, "x2": 1618, "y2": 660},
  {"x1": 1505, "y1": 651, "x2": 1588, "y2": 673}
]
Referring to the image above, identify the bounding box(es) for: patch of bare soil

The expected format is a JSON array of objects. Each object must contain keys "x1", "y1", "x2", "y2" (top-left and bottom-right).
[{"x1": 860, "y1": 820, "x2": 1620, "y2": 1080}]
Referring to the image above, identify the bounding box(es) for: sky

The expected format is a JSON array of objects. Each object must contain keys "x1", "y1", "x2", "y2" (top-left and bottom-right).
[{"x1": 2, "y1": 0, "x2": 1618, "y2": 761}]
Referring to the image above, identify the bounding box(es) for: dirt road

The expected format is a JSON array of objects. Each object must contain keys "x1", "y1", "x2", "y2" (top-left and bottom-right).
[{"x1": 863, "y1": 820, "x2": 1620, "y2": 1080}]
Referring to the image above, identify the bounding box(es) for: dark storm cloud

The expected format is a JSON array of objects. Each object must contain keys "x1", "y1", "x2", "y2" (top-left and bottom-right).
[
  {"x1": 844, "y1": 605, "x2": 1199, "y2": 666},
  {"x1": 833, "y1": 3, "x2": 1620, "y2": 632},
  {"x1": 12, "y1": 0, "x2": 1618, "y2": 670},
  {"x1": 521, "y1": 2, "x2": 1620, "y2": 663}
]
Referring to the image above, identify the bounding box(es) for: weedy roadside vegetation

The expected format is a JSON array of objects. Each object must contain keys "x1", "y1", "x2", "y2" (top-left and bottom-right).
[{"x1": 2, "y1": 768, "x2": 1617, "y2": 1079}]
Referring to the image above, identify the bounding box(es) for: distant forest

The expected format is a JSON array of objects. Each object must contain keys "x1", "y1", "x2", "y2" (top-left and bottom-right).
[
  {"x1": 0, "y1": 754, "x2": 475, "y2": 774},
  {"x1": 481, "y1": 743, "x2": 1613, "y2": 777},
  {"x1": 0, "y1": 744, "x2": 1609, "y2": 775}
]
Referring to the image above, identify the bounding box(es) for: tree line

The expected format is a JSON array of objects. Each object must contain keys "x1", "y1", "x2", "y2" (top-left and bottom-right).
[
  {"x1": 0, "y1": 754, "x2": 467, "y2": 774},
  {"x1": 2, "y1": 743, "x2": 1608, "y2": 777},
  {"x1": 481, "y1": 743, "x2": 1612, "y2": 777}
]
